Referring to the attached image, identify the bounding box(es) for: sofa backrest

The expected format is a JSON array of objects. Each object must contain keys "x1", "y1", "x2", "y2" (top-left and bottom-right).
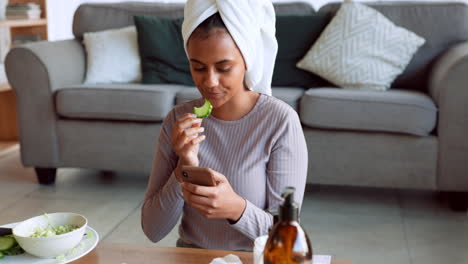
[
  {"x1": 73, "y1": 1, "x2": 468, "y2": 92},
  {"x1": 320, "y1": 1, "x2": 468, "y2": 91},
  {"x1": 73, "y1": 2, "x2": 184, "y2": 39},
  {"x1": 73, "y1": 1, "x2": 314, "y2": 39}
]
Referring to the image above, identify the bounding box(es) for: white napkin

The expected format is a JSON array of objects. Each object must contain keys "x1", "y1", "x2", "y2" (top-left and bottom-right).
[
  {"x1": 253, "y1": 235, "x2": 268, "y2": 264},
  {"x1": 181, "y1": 0, "x2": 278, "y2": 96},
  {"x1": 210, "y1": 254, "x2": 243, "y2": 264}
]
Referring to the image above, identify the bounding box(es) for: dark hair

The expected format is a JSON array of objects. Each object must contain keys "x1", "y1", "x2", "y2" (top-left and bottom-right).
[{"x1": 191, "y1": 13, "x2": 228, "y2": 39}]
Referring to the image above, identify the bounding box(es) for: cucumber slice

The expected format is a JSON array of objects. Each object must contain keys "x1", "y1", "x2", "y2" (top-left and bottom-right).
[
  {"x1": 193, "y1": 99, "x2": 212, "y2": 118},
  {"x1": 0, "y1": 251, "x2": 4, "y2": 259},
  {"x1": 0, "y1": 236, "x2": 15, "y2": 251},
  {"x1": 3, "y1": 244, "x2": 24, "y2": 256}
]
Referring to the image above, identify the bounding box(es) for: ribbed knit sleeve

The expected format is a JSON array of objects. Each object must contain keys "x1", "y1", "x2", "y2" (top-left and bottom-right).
[
  {"x1": 231, "y1": 109, "x2": 308, "y2": 239},
  {"x1": 141, "y1": 109, "x2": 184, "y2": 242}
]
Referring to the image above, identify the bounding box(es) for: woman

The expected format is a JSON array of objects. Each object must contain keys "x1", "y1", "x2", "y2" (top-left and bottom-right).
[{"x1": 142, "y1": 0, "x2": 308, "y2": 251}]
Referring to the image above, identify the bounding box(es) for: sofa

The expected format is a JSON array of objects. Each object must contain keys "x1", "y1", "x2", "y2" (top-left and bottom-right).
[{"x1": 5, "y1": 1, "x2": 468, "y2": 208}]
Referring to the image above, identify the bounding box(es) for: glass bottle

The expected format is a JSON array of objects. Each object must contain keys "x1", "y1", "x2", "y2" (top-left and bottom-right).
[{"x1": 263, "y1": 187, "x2": 313, "y2": 264}]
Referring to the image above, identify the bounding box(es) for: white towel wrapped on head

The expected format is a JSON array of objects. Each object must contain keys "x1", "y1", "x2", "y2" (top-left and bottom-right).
[{"x1": 182, "y1": 0, "x2": 278, "y2": 96}]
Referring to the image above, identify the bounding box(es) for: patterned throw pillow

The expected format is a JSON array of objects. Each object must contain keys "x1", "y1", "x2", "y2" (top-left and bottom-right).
[{"x1": 296, "y1": 1, "x2": 425, "y2": 90}]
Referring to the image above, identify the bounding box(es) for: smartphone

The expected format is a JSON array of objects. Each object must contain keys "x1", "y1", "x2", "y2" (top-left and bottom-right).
[{"x1": 180, "y1": 166, "x2": 217, "y2": 186}]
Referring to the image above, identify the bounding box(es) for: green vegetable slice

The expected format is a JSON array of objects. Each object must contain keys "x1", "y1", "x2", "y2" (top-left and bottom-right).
[
  {"x1": 0, "y1": 251, "x2": 4, "y2": 259},
  {"x1": 0, "y1": 235, "x2": 24, "y2": 256},
  {"x1": 2, "y1": 244, "x2": 24, "y2": 256},
  {"x1": 193, "y1": 99, "x2": 212, "y2": 118},
  {"x1": 0, "y1": 236, "x2": 15, "y2": 251}
]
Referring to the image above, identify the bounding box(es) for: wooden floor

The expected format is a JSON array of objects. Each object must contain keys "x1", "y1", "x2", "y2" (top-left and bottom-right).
[
  {"x1": 0, "y1": 141, "x2": 17, "y2": 152},
  {"x1": 0, "y1": 147, "x2": 467, "y2": 264}
]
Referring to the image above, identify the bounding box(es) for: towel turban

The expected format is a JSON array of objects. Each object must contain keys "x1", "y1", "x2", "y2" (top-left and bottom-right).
[{"x1": 181, "y1": 0, "x2": 278, "y2": 96}]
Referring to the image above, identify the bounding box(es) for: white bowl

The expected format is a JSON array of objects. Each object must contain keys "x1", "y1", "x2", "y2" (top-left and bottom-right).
[{"x1": 13, "y1": 212, "x2": 87, "y2": 258}]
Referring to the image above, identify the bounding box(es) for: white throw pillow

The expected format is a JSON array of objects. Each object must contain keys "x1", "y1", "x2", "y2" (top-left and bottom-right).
[
  {"x1": 83, "y1": 26, "x2": 141, "y2": 84},
  {"x1": 296, "y1": 1, "x2": 425, "y2": 90}
]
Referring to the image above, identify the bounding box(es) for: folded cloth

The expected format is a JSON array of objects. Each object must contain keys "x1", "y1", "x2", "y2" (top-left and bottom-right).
[{"x1": 181, "y1": 0, "x2": 278, "y2": 96}]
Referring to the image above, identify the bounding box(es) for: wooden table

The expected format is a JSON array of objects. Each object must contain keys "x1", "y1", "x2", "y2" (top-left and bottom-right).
[{"x1": 72, "y1": 243, "x2": 352, "y2": 264}]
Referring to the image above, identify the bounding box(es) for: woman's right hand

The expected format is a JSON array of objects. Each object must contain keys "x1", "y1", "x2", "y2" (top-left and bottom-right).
[{"x1": 171, "y1": 113, "x2": 206, "y2": 174}]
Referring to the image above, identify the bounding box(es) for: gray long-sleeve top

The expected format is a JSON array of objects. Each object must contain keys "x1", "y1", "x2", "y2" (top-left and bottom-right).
[{"x1": 142, "y1": 94, "x2": 308, "y2": 251}]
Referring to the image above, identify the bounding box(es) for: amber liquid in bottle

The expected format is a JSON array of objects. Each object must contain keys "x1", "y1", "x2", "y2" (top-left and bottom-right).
[{"x1": 263, "y1": 187, "x2": 312, "y2": 264}]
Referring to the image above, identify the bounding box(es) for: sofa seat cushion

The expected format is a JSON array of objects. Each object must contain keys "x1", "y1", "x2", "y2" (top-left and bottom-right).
[
  {"x1": 56, "y1": 84, "x2": 191, "y2": 122},
  {"x1": 300, "y1": 88, "x2": 437, "y2": 136},
  {"x1": 175, "y1": 87, "x2": 305, "y2": 111}
]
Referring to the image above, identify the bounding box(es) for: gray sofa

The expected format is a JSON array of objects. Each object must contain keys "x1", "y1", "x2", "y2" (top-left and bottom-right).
[{"x1": 5, "y1": 1, "x2": 468, "y2": 208}]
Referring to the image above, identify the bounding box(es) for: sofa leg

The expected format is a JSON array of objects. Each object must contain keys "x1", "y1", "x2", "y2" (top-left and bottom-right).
[
  {"x1": 34, "y1": 168, "x2": 57, "y2": 185},
  {"x1": 444, "y1": 192, "x2": 468, "y2": 212}
]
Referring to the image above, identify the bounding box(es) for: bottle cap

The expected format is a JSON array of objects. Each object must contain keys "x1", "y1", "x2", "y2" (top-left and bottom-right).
[{"x1": 279, "y1": 187, "x2": 298, "y2": 221}]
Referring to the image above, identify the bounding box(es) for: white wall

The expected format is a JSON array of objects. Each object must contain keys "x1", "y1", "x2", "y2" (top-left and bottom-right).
[
  {"x1": 48, "y1": 0, "x2": 162, "y2": 41},
  {"x1": 47, "y1": 0, "x2": 468, "y2": 41},
  {"x1": 47, "y1": 0, "x2": 81, "y2": 41}
]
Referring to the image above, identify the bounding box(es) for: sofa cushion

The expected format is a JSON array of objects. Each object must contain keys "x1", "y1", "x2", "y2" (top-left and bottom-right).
[
  {"x1": 300, "y1": 88, "x2": 437, "y2": 136},
  {"x1": 56, "y1": 84, "x2": 190, "y2": 122},
  {"x1": 83, "y1": 26, "x2": 141, "y2": 84},
  {"x1": 175, "y1": 87, "x2": 305, "y2": 111},
  {"x1": 134, "y1": 15, "x2": 194, "y2": 86},
  {"x1": 272, "y1": 14, "x2": 332, "y2": 88},
  {"x1": 297, "y1": 1, "x2": 425, "y2": 91},
  {"x1": 319, "y1": 2, "x2": 468, "y2": 92}
]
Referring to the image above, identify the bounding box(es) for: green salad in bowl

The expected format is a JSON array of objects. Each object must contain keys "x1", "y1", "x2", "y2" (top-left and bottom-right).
[
  {"x1": 30, "y1": 224, "x2": 79, "y2": 238},
  {"x1": 12, "y1": 212, "x2": 87, "y2": 258}
]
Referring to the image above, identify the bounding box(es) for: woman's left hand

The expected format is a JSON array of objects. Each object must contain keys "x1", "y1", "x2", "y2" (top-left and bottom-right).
[{"x1": 180, "y1": 168, "x2": 246, "y2": 222}]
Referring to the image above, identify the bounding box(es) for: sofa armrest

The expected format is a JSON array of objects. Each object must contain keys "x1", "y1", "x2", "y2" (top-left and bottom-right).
[
  {"x1": 429, "y1": 41, "x2": 468, "y2": 191},
  {"x1": 5, "y1": 39, "x2": 86, "y2": 168}
]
